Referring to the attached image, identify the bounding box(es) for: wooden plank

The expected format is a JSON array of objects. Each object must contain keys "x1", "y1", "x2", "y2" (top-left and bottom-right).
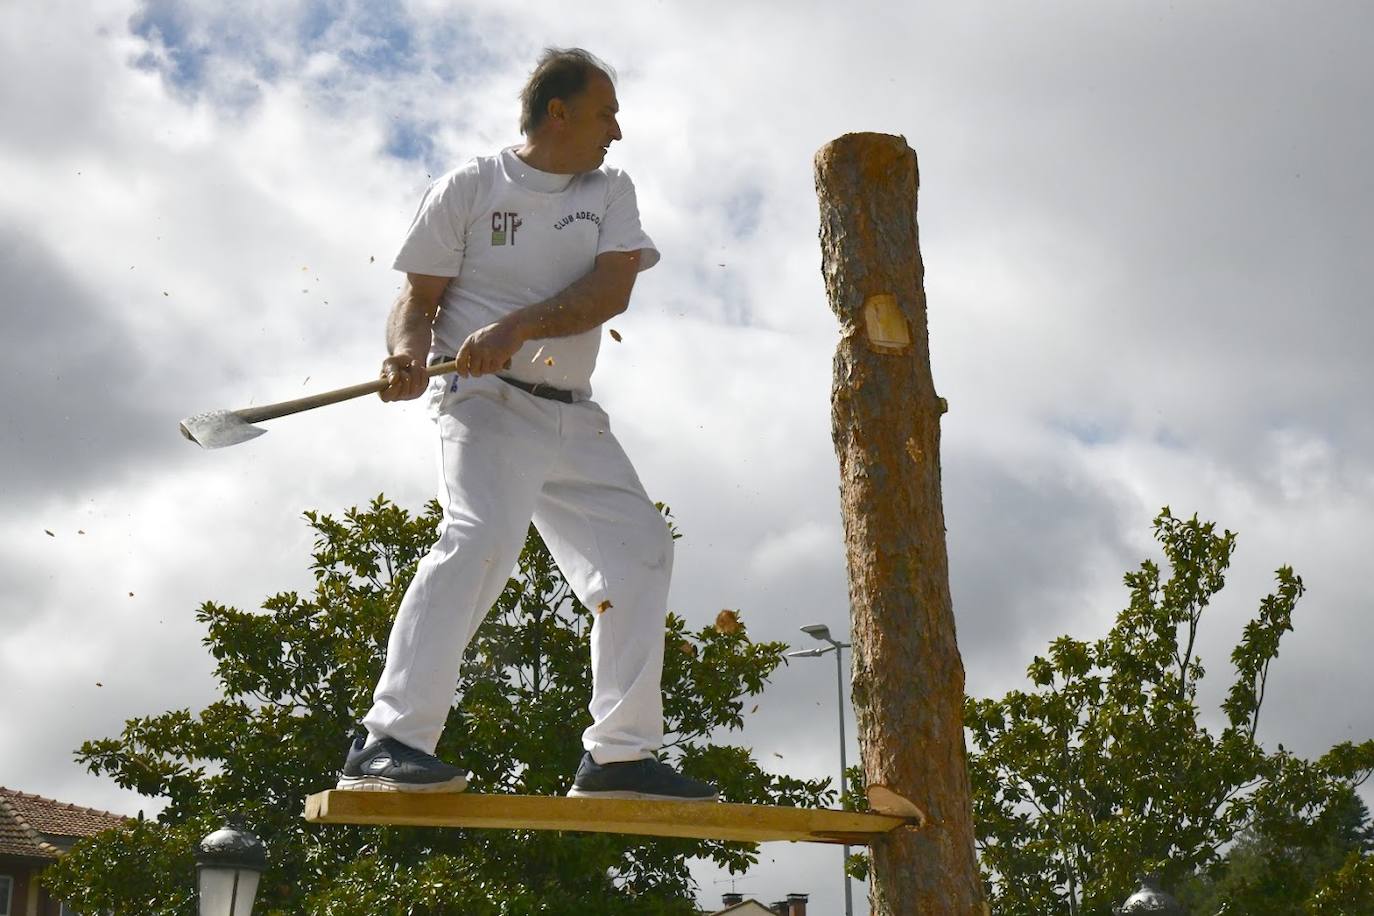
[{"x1": 303, "y1": 791, "x2": 916, "y2": 846}]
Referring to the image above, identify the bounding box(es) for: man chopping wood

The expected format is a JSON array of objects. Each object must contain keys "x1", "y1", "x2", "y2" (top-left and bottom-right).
[{"x1": 337, "y1": 48, "x2": 717, "y2": 802}]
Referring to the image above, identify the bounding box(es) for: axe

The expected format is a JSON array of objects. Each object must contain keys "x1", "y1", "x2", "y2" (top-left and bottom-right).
[{"x1": 180, "y1": 359, "x2": 459, "y2": 449}]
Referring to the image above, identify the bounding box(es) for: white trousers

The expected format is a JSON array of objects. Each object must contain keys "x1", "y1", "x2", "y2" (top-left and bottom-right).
[{"x1": 363, "y1": 373, "x2": 672, "y2": 764}]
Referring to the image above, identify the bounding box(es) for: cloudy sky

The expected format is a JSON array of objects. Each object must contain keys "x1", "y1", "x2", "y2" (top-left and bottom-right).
[{"x1": 4, "y1": 0, "x2": 1373, "y2": 911}]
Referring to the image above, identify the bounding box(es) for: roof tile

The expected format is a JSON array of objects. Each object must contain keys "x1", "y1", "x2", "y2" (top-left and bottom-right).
[{"x1": 0, "y1": 787, "x2": 129, "y2": 859}]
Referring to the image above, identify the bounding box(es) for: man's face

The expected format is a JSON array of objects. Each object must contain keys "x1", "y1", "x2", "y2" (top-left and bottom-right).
[{"x1": 556, "y1": 72, "x2": 621, "y2": 172}]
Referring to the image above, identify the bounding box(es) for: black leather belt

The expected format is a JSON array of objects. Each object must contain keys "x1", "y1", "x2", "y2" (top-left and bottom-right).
[
  {"x1": 496, "y1": 376, "x2": 576, "y2": 403},
  {"x1": 429, "y1": 356, "x2": 575, "y2": 403}
]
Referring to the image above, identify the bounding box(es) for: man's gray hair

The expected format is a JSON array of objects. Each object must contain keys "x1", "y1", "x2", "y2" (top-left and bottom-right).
[{"x1": 519, "y1": 48, "x2": 616, "y2": 135}]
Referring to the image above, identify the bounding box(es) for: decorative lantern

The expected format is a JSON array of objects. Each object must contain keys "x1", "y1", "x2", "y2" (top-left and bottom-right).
[
  {"x1": 196, "y1": 818, "x2": 267, "y2": 916},
  {"x1": 1114, "y1": 873, "x2": 1186, "y2": 915}
]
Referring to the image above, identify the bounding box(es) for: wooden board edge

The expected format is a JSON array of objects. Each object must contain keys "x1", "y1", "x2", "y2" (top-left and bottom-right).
[{"x1": 301, "y1": 790, "x2": 919, "y2": 844}]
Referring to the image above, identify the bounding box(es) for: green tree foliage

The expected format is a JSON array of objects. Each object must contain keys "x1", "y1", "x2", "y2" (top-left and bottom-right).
[
  {"x1": 1306, "y1": 850, "x2": 1374, "y2": 915},
  {"x1": 964, "y1": 509, "x2": 1374, "y2": 915},
  {"x1": 1180, "y1": 789, "x2": 1372, "y2": 914},
  {"x1": 44, "y1": 497, "x2": 830, "y2": 914}
]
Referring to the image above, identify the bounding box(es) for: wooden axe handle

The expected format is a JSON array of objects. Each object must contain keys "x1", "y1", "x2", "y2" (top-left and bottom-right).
[{"x1": 235, "y1": 360, "x2": 459, "y2": 424}]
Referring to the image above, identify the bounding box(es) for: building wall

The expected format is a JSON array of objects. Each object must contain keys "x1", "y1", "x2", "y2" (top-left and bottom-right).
[
  {"x1": 1, "y1": 860, "x2": 68, "y2": 916},
  {"x1": 2, "y1": 862, "x2": 33, "y2": 916}
]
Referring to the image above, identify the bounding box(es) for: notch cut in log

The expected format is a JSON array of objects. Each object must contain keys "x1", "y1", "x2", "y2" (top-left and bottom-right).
[{"x1": 303, "y1": 791, "x2": 922, "y2": 846}]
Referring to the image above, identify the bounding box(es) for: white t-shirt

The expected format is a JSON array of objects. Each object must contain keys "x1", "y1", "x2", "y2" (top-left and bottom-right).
[{"x1": 392, "y1": 147, "x2": 659, "y2": 399}]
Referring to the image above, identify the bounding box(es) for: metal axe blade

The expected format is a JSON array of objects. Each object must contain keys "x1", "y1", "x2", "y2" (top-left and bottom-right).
[
  {"x1": 179, "y1": 358, "x2": 459, "y2": 450},
  {"x1": 179, "y1": 410, "x2": 268, "y2": 449}
]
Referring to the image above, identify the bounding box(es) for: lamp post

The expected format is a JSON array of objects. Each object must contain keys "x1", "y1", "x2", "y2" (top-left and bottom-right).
[
  {"x1": 787, "y1": 623, "x2": 854, "y2": 916},
  {"x1": 196, "y1": 817, "x2": 267, "y2": 916}
]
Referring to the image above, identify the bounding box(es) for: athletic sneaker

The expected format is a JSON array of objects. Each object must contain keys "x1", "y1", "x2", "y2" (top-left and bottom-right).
[
  {"x1": 567, "y1": 753, "x2": 719, "y2": 801},
  {"x1": 336, "y1": 735, "x2": 468, "y2": 793}
]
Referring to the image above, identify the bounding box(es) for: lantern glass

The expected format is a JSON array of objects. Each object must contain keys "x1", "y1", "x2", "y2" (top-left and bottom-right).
[{"x1": 197, "y1": 866, "x2": 261, "y2": 916}]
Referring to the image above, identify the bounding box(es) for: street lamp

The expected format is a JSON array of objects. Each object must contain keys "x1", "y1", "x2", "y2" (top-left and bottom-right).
[
  {"x1": 1115, "y1": 873, "x2": 1186, "y2": 915},
  {"x1": 787, "y1": 623, "x2": 855, "y2": 916},
  {"x1": 196, "y1": 818, "x2": 267, "y2": 916}
]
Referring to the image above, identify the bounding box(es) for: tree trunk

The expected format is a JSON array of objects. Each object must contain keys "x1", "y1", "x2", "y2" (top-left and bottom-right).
[{"x1": 814, "y1": 133, "x2": 985, "y2": 915}]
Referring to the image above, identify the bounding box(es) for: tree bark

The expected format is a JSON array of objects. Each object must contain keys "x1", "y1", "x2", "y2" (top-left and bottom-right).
[{"x1": 814, "y1": 133, "x2": 985, "y2": 915}]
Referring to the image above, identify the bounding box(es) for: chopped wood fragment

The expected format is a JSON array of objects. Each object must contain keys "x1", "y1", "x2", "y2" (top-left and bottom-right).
[
  {"x1": 44, "y1": 529, "x2": 55, "y2": 537},
  {"x1": 596, "y1": 600, "x2": 613, "y2": 614},
  {"x1": 867, "y1": 785, "x2": 926, "y2": 826},
  {"x1": 609, "y1": 328, "x2": 622, "y2": 342}
]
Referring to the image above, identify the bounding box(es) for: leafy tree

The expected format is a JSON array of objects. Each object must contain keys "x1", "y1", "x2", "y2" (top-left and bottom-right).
[
  {"x1": 963, "y1": 508, "x2": 1374, "y2": 915},
  {"x1": 1306, "y1": 850, "x2": 1374, "y2": 915},
  {"x1": 1180, "y1": 788, "x2": 1372, "y2": 914},
  {"x1": 44, "y1": 497, "x2": 830, "y2": 914}
]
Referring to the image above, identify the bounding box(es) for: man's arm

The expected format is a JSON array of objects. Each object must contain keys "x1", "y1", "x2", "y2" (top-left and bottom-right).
[
  {"x1": 454, "y1": 250, "x2": 642, "y2": 378},
  {"x1": 379, "y1": 273, "x2": 451, "y2": 401}
]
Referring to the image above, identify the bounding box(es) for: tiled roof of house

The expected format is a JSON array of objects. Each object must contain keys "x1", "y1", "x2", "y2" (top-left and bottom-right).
[
  {"x1": 712, "y1": 902, "x2": 778, "y2": 915},
  {"x1": 0, "y1": 787, "x2": 128, "y2": 859}
]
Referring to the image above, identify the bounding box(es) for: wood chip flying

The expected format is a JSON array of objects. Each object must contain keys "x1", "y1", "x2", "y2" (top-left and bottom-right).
[
  {"x1": 596, "y1": 600, "x2": 613, "y2": 614},
  {"x1": 609, "y1": 328, "x2": 622, "y2": 342}
]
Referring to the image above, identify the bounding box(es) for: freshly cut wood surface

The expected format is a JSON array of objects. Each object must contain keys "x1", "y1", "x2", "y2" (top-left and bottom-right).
[{"x1": 303, "y1": 791, "x2": 916, "y2": 846}]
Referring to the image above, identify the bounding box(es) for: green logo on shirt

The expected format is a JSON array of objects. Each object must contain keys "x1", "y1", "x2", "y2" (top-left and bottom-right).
[{"x1": 491, "y1": 211, "x2": 521, "y2": 246}]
